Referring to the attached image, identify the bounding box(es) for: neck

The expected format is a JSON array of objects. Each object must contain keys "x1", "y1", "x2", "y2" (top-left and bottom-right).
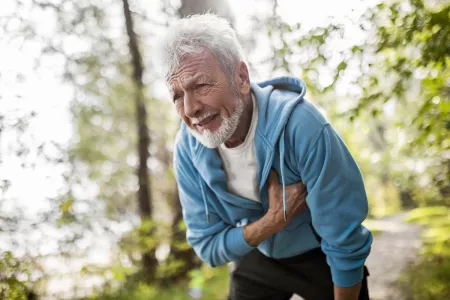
[{"x1": 224, "y1": 93, "x2": 253, "y2": 148}]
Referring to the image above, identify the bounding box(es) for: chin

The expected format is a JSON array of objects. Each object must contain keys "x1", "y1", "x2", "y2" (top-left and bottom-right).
[
  {"x1": 191, "y1": 131, "x2": 223, "y2": 148},
  {"x1": 189, "y1": 127, "x2": 228, "y2": 148}
]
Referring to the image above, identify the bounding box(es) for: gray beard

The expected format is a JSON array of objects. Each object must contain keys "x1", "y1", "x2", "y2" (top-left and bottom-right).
[{"x1": 189, "y1": 97, "x2": 244, "y2": 148}]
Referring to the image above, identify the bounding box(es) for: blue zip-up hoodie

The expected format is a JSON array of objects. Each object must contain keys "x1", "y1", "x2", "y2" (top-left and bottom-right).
[{"x1": 174, "y1": 76, "x2": 372, "y2": 287}]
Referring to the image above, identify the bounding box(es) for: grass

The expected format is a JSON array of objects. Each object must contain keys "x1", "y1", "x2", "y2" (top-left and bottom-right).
[
  {"x1": 397, "y1": 253, "x2": 450, "y2": 299},
  {"x1": 396, "y1": 206, "x2": 450, "y2": 299},
  {"x1": 87, "y1": 264, "x2": 230, "y2": 300}
]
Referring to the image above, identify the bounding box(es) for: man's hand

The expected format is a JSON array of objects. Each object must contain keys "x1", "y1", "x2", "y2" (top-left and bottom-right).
[
  {"x1": 243, "y1": 169, "x2": 307, "y2": 246},
  {"x1": 266, "y1": 169, "x2": 307, "y2": 232}
]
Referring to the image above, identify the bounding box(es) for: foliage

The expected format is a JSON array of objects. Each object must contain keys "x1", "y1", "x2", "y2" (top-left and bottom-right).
[
  {"x1": 398, "y1": 255, "x2": 450, "y2": 300},
  {"x1": 361, "y1": 0, "x2": 450, "y2": 207},
  {"x1": 267, "y1": 0, "x2": 449, "y2": 210},
  {"x1": 0, "y1": 252, "x2": 38, "y2": 300},
  {"x1": 397, "y1": 206, "x2": 450, "y2": 299},
  {"x1": 406, "y1": 206, "x2": 450, "y2": 256},
  {"x1": 84, "y1": 264, "x2": 229, "y2": 300},
  {"x1": 1, "y1": 0, "x2": 449, "y2": 298}
]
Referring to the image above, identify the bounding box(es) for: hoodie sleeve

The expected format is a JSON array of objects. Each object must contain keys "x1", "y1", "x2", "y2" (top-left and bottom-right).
[
  {"x1": 289, "y1": 111, "x2": 372, "y2": 287},
  {"x1": 174, "y1": 142, "x2": 255, "y2": 267}
]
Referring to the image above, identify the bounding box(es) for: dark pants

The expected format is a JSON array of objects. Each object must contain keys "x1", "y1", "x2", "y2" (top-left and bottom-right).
[{"x1": 228, "y1": 248, "x2": 370, "y2": 300}]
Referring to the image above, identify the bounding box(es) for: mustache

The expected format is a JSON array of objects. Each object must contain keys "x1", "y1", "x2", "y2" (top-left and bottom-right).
[{"x1": 191, "y1": 111, "x2": 219, "y2": 125}]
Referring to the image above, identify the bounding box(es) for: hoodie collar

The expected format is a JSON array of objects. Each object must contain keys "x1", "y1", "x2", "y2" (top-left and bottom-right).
[{"x1": 251, "y1": 76, "x2": 306, "y2": 148}]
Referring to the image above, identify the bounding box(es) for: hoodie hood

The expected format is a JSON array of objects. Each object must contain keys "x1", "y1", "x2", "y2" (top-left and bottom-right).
[
  {"x1": 252, "y1": 76, "x2": 307, "y2": 147},
  {"x1": 251, "y1": 76, "x2": 307, "y2": 221}
]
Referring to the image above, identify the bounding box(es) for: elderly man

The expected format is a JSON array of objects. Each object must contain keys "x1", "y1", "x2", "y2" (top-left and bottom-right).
[{"x1": 156, "y1": 14, "x2": 372, "y2": 300}]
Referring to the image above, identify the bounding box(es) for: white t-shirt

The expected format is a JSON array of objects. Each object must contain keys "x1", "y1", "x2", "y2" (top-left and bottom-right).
[{"x1": 218, "y1": 93, "x2": 260, "y2": 202}]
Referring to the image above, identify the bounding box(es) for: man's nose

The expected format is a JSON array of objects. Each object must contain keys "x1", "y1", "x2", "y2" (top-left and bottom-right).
[{"x1": 184, "y1": 93, "x2": 203, "y2": 118}]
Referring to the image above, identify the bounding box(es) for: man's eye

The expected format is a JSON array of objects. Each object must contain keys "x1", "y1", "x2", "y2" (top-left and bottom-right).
[
  {"x1": 173, "y1": 94, "x2": 183, "y2": 102},
  {"x1": 196, "y1": 83, "x2": 209, "y2": 89}
]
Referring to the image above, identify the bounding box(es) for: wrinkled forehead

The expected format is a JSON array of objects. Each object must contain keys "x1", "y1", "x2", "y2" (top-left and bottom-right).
[
  {"x1": 168, "y1": 74, "x2": 209, "y2": 93},
  {"x1": 167, "y1": 50, "x2": 220, "y2": 90}
]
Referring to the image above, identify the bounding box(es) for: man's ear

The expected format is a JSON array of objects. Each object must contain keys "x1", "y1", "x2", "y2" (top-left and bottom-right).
[{"x1": 235, "y1": 61, "x2": 250, "y2": 96}]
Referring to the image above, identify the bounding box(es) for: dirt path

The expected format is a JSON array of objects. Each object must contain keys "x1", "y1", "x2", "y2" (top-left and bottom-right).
[{"x1": 291, "y1": 212, "x2": 422, "y2": 300}]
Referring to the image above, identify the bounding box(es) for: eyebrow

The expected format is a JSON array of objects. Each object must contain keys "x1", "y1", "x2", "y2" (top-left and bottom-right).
[{"x1": 169, "y1": 74, "x2": 209, "y2": 92}]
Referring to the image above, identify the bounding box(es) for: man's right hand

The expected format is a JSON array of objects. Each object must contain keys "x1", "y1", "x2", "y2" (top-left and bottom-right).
[
  {"x1": 243, "y1": 169, "x2": 307, "y2": 246},
  {"x1": 266, "y1": 169, "x2": 307, "y2": 233}
]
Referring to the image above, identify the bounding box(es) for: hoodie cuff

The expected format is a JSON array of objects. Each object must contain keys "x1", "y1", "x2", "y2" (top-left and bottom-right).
[
  {"x1": 330, "y1": 265, "x2": 364, "y2": 287},
  {"x1": 228, "y1": 226, "x2": 255, "y2": 257}
]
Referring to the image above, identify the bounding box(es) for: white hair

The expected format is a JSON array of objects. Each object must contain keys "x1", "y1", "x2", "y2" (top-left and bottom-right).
[{"x1": 154, "y1": 13, "x2": 245, "y2": 81}]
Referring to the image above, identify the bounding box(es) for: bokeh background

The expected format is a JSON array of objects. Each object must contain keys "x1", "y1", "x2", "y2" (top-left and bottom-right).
[{"x1": 0, "y1": 0, "x2": 449, "y2": 299}]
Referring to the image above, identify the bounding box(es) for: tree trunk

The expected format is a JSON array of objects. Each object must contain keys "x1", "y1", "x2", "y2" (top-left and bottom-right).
[{"x1": 122, "y1": 0, "x2": 157, "y2": 282}]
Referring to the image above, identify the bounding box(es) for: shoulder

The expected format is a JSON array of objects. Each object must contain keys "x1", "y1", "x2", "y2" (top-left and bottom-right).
[
  {"x1": 286, "y1": 99, "x2": 329, "y2": 142},
  {"x1": 284, "y1": 99, "x2": 330, "y2": 164}
]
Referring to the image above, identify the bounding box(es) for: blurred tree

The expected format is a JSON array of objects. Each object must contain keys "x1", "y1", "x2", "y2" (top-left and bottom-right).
[
  {"x1": 1, "y1": 0, "x2": 168, "y2": 295},
  {"x1": 266, "y1": 0, "x2": 449, "y2": 210},
  {"x1": 5, "y1": 0, "x2": 236, "y2": 291},
  {"x1": 122, "y1": 0, "x2": 157, "y2": 282},
  {"x1": 0, "y1": 251, "x2": 40, "y2": 300},
  {"x1": 364, "y1": 0, "x2": 450, "y2": 206},
  {"x1": 4, "y1": 0, "x2": 447, "y2": 298}
]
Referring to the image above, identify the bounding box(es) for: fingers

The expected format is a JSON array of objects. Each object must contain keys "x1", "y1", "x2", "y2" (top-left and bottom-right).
[
  {"x1": 287, "y1": 196, "x2": 308, "y2": 220},
  {"x1": 285, "y1": 181, "x2": 306, "y2": 195},
  {"x1": 268, "y1": 170, "x2": 281, "y2": 192},
  {"x1": 285, "y1": 182, "x2": 308, "y2": 215},
  {"x1": 268, "y1": 169, "x2": 279, "y2": 184},
  {"x1": 300, "y1": 188, "x2": 308, "y2": 198}
]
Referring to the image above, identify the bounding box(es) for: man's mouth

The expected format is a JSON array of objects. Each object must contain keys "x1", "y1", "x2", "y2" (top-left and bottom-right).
[{"x1": 194, "y1": 114, "x2": 219, "y2": 128}]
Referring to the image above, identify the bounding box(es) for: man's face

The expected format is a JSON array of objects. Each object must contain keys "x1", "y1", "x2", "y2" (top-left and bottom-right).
[{"x1": 168, "y1": 50, "x2": 244, "y2": 148}]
